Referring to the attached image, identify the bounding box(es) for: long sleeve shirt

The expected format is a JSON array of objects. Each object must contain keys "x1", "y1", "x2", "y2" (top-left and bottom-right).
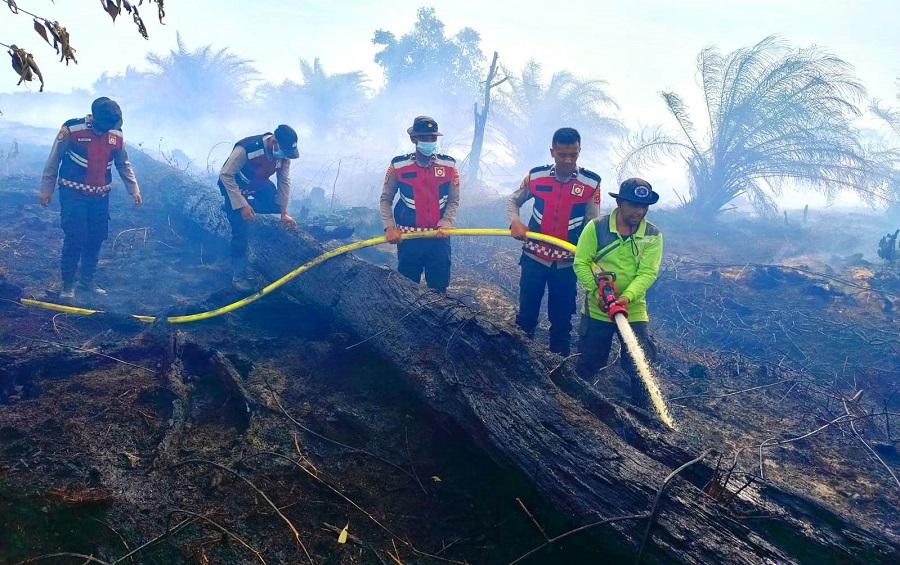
[
  {"x1": 219, "y1": 145, "x2": 292, "y2": 211},
  {"x1": 40, "y1": 126, "x2": 140, "y2": 198},
  {"x1": 379, "y1": 154, "x2": 461, "y2": 229},
  {"x1": 573, "y1": 209, "x2": 664, "y2": 322}
]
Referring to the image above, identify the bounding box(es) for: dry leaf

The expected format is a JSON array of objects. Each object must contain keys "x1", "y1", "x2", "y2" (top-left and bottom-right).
[{"x1": 337, "y1": 523, "x2": 349, "y2": 544}]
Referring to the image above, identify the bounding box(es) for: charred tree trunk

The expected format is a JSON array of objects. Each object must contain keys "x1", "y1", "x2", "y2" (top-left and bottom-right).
[
  {"x1": 466, "y1": 51, "x2": 505, "y2": 184},
  {"x1": 141, "y1": 153, "x2": 898, "y2": 563}
]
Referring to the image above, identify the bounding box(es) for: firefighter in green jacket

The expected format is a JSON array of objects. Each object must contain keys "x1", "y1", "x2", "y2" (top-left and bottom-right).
[{"x1": 573, "y1": 178, "x2": 663, "y2": 407}]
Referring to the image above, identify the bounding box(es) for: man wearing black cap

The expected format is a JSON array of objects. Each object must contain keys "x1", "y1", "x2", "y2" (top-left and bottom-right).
[
  {"x1": 572, "y1": 177, "x2": 664, "y2": 407},
  {"x1": 380, "y1": 116, "x2": 460, "y2": 292},
  {"x1": 39, "y1": 96, "x2": 141, "y2": 300},
  {"x1": 219, "y1": 125, "x2": 300, "y2": 289}
]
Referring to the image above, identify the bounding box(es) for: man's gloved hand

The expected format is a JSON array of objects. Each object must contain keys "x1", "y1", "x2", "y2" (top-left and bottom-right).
[
  {"x1": 385, "y1": 226, "x2": 402, "y2": 244},
  {"x1": 240, "y1": 205, "x2": 256, "y2": 221},
  {"x1": 510, "y1": 219, "x2": 528, "y2": 240},
  {"x1": 280, "y1": 213, "x2": 297, "y2": 229},
  {"x1": 38, "y1": 192, "x2": 51, "y2": 207}
]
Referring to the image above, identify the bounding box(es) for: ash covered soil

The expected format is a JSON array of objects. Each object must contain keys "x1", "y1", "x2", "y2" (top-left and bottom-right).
[{"x1": 0, "y1": 163, "x2": 898, "y2": 563}]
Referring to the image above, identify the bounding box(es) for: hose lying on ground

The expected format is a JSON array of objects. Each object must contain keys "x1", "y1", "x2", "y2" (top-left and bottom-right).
[{"x1": 19, "y1": 228, "x2": 676, "y2": 428}]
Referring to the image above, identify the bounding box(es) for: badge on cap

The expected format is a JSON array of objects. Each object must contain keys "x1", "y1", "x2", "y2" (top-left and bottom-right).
[
  {"x1": 571, "y1": 184, "x2": 584, "y2": 197},
  {"x1": 634, "y1": 186, "x2": 650, "y2": 198}
]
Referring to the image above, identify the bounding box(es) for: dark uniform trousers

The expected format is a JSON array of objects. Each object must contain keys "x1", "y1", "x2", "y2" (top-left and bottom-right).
[
  {"x1": 576, "y1": 316, "x2": 658, "y2": 406},
  {"x1": 515, "y1": 254, "x2": 577, "y2": 355},
  {"x1": 219, "y1": 180, "x2": 280, "y2": 260},
  {"x1": 59, "y1": 187, "x2": 109, "y2": 289},
  {"x1": 397, "y1": 237, "x2": 451, "y2": 292}
]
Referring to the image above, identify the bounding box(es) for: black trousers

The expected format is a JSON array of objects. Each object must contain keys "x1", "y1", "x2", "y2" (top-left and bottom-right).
[
  {"x1": 219, "y1": 180, "x2": 280, "y2": 260},
  {"x1": 515, "y1": 254, "x2": 577, "y2": 354},
  {"x1": 576, "y1": 316, "x2": 657, "y2": 405},
  {"x1": 59, "y1": 187, "x2": 109, "y2": 289},
  {"x1": 396, "y1": 237, "x2": 451, "y2": 292}
]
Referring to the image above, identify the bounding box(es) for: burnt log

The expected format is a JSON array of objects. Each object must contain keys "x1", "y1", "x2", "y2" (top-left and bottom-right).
[{"x1": 139, "y1": 153, "x2": 898, "y2": 563}]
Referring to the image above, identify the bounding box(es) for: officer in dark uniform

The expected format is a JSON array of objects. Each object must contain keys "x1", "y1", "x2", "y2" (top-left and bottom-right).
[
  {"x1": 379, "y1": 116, "x2": 461, "y2": 292},
  {"x1": 218, "y1": 125, "x2": 300, "y2": 289},
  {"x1": 40, "y1": 97, "x2": 141, "y2": 300}
]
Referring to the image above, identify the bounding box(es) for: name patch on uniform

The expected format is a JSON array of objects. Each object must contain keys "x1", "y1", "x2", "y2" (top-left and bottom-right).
[
  {"x1": 434, "y1": 167, "x2": 445, "y2": 178},
  {"x1": 108, "y1": 135, "x2": 116, "y2": 145},
  {"x1": 571, "y1": 184, "x2": 585, "y2": 197},
  {"x1": 77, "y1": 137, "x2": 92, "y2": 142}
]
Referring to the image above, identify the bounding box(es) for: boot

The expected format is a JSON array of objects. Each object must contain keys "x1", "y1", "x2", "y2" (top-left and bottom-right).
[{"x1": 231, "y1": 257, "x2": 254, "y2": 291}]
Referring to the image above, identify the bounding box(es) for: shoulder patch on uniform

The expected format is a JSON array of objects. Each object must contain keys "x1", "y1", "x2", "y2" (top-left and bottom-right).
[
  {"x1": 644, "y1": 221, "x2": 661, "y2": 236},
  {"x1": 578, "y1": 167, "x2": 602, "y2": 182},
  {"x1": 529, "y1": 164, "x2": 552, "y2": 175}
]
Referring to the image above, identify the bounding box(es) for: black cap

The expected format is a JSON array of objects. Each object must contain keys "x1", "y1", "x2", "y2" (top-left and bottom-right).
[
  {"x1": 91, "y1": 97, "x2": 122, "y2": 132},
  {"x1": 407, "y1": 115, "x2": 443, "y2": 137},
  {"x1": 274, "y1": 124, "x2": 300, "y2": 159},
  {"x1": 609, "y1": 177, "x2": 660, "y2": 206}
]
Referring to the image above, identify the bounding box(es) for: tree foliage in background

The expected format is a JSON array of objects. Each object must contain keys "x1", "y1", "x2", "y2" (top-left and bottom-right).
[
  {"x1": 94, "y1": 33, "x2": 257, "y2": 125},
  {"x1": 493, "y1": 60, "x2": 623, "y2": 172},
  {"x1": 373, "y1": 7, "x2": 484, "y2": 97},
  {"x1": 619, "y1": 36, "x2": 894, "y2": 216},
  {"x1": 259, "y1": 58, "x2": 368, "y2": 138}
]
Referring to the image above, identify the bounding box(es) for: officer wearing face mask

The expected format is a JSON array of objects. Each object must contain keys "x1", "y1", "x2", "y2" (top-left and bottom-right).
[
  {"x1": 380, "y1": 116, "x2": 461, "y2": 292},
  {"x1": 219, "y1": 124, "x2": 300, "y2": 290},
  {"x1": 39, "y1": 96, "x2": 141, "y2": 300}
]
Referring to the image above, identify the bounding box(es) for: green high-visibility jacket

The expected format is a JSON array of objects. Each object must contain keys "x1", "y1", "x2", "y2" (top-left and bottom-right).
[{"x1": 573, "y1": 209, "x2": 664, "y2": 323}]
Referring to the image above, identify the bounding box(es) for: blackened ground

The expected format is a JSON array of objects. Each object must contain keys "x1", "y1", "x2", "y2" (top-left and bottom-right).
[{"x1": 0, "y1": 175, "x2": 603, "y2": 564}]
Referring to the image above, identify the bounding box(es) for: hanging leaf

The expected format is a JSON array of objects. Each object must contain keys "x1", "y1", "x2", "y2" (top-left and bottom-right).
[
  {"x1": 9, "y1": 45, "x2": 44, "y2": 92},
  {"x1": 33, "y1": 20, "x2": 52, "y2": 48},
  {"x1": 102, "y1": 0, "x2": 120, "y2": 22},
  {"x1": 337, "y1": 523, "x2": 349, "y2": 544},
  {"x1": 122, "y1": 0, "x2": 133, "y2": 15},
  {"x1": 131, "y1": 6, "x2": 149, "y2": 40},
  {"x1": 7, "y1": 0, "x2": 18, "y2": 15}
]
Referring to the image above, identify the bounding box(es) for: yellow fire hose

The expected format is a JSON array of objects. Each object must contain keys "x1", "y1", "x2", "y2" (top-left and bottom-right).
[
  {"x1": 18, "y1": 228, "x2": 676, "y2": 428},
  {"x1": 20, "y1": 229, "x2": 570, "y2": 323}
]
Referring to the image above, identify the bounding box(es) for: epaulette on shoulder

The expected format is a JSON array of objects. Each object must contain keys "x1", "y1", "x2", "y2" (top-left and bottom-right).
[
  {"x1": 435, "y1": 153, "x2": 456, "y2": 163},
  {"x1": 63, "y1": 117, "x2": 85, "y2": 128},
  {"x1": 391, "y1": 153, "x2": 415, "y2": 164},
  {"x1": 529, "y1": 164, "x2": 552, "y2": 175},
  {"x1": 578, "y1": 167, "x2": 601, "y2": 182}
]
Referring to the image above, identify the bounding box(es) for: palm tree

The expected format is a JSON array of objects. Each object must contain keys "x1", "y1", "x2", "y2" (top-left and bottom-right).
[
  {"x1": 869, "y1": 100, "x2": 900, "y2": 213},
  {"x1": 259, "y1": 58, "x2": 368, "y2": 138},
  {"x1": 619, "y1": 36, "x2": 893, "y2": 216},
  {"x1": 493, "y1": 60, "x2": 623, "y2": 172},
  {"x1": 95, "y1": 33, "x2": 258, "y2": 125}
]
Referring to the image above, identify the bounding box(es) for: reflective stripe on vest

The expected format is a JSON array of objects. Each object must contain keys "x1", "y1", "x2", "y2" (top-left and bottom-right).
[
  {"x1": 58, "y1": 118, "x2": 122, "y2": 194},
  {"x1": 526, "y1": 167, "x2": 598, "y2": 261},
  {"x1": 392, "y1": 155, "x2": 455, "y2": 228},
  {"x1": 234, "y1": 134, "x2": 280, "y2": 191}
]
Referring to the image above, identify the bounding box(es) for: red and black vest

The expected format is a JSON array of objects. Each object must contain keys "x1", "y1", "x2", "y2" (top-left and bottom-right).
[
  {"x1": 524, "y1": 165, "x2": 601, "y2": 261},
  {"x1": 57, "y1": 116, "x2": 124, "y2": 196},
  {"x1": 233, "y1": 133, "x2": 283, "y2": 192},
  {"x1": 391, "y1": 153, "x2": 457, "y2": 230}
]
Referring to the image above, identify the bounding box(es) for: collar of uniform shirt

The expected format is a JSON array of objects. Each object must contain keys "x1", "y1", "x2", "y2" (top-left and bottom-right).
[
  {"x1": 549, "y1": 165, "x2": 579, "y2": 182},
  {"x1": 413, "y1": 152, "x2": 436, "y2": 167}
]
